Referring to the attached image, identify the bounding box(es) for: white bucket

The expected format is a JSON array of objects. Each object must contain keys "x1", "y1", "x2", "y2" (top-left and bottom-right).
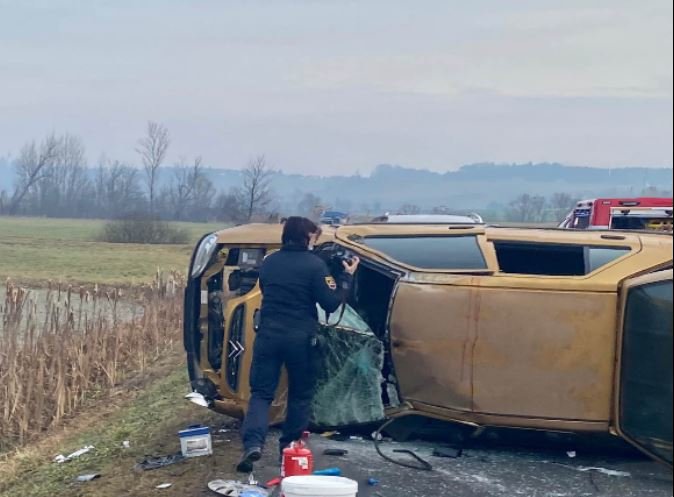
[{"x1": 281, "y1": 476, "x2": 358, "y2": 497}]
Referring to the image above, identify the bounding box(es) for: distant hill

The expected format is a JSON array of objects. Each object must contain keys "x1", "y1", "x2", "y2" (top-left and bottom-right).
[
  {"x1": 203, "y1": 162, "x2": 674, "y2": 213},
  {"x1": 1, "y1": 160, "x2": 671, "y2": 214}
]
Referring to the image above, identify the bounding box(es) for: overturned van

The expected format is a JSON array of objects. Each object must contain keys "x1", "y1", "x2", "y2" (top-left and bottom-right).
[{"x1": 184, "y1": 223, "x2": 673, "y2": 465}]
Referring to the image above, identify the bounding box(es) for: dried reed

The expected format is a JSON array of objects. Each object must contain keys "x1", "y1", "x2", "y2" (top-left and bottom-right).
[{"x1": 0, "y1": 272, "x2": 184, "y2": 451}]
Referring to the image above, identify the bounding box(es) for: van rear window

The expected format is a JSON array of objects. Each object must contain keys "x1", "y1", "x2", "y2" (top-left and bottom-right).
[
  {"x1": 361, "y1": 236, "x2": 487, "y2": 270},
  {"x1": 494, "y1": 242, "x2": 630, "y2": 276}
]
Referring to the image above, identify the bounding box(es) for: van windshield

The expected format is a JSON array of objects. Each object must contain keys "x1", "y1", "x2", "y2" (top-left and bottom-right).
[{"x1": 312, "y1": 304, "x2": 386, "y2": 427}]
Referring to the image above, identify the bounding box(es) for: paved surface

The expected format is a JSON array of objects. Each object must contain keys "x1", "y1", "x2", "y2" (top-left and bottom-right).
[{"x1": 250, "y1": 431, "x2": 673, "y2": 497}]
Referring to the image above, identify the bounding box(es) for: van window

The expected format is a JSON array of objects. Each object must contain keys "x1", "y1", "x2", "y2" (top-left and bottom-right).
[
  {"x1": 362, "y1": 236, "x2": 487, "y2": 270},
  {"x1": 494, "y1": 242, "x2": 630, "y2": 276}
]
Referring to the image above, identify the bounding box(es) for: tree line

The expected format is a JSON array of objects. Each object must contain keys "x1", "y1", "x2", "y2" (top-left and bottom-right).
[
  {"x1": 0, "y1": 122, "x2": 276, "y2": 224},
  {"x1": 502, "y1": 187, "x2": 671, "y2": 223},
  {"x1": 2, "y1": 123, "x2": 668, "y2": 226},
  {"x1": 391, "y1": 194, "x2": 578, "y2": 223}
]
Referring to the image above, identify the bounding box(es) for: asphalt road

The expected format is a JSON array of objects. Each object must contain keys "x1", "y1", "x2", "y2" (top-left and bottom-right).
[{"x1": 251, "y1": 431, "x2": 673, "y2": 497}]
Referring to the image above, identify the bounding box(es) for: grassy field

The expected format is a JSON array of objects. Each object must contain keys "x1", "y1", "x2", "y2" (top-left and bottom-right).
[
  {"x1": 0, "y1": 217, "x2": 240, "y2": 497},
  {"x1": 0, "y1": 217, "x2": 224, "y2": 285}
]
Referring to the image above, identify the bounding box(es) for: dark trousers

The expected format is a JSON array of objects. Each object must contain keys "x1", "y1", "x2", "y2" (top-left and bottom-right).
[{"x1": 241, "y1": 330, "x2": 317, "y2": 452}]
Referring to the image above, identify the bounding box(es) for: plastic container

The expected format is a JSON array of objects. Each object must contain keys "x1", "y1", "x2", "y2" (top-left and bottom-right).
[
  {"x1": 281, "y1": 476, "x2": 358, "y2": 497},
  {"x1": 281, "y1": 432, "x2": 314, "y2": 478},
  {"x1": 178, "y1": 425, "x2": 213, "y2": 458},
  {"x1": 313, "y1": 468, "x2": 342, "y2": 476}
]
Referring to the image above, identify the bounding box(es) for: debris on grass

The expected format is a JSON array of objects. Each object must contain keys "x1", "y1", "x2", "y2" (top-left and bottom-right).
[
  {"x1": 135, "y1": 454, "x2": 185, "y2": 471},
  {"x1": 185, "y1": 392, "x2": 210, "y2": 408},
  {"x1": 179, "y1": 425, "x2": 213, "y2": 458},
  {"x1": 208, "y1": 480, "x2": 269, "y2": 496},
  {"x1": 53, "y1": 445, "x2": 95, "y2": 464},
  {"x1": 75, "y1": 474, "x2": 101, "y2": 482}
]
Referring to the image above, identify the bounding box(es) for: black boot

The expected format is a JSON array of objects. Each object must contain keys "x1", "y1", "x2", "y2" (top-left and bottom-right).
[{"x1": 236, "y1": 447, "x2": 262, "y2": 474}]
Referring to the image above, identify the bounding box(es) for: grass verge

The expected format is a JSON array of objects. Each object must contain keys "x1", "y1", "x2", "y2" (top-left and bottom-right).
[
  {"x1": 0, "y1": 354, "x2": 231, "y2": 497},
  {"x1": 0, "y1": 216, "x2": 224, "y2": 285}
]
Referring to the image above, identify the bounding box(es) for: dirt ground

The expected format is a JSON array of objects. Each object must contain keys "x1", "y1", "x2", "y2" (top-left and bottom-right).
[
  {"x1": 1, "y1": 351, "x2": 671, "y2": 497},
  {"x1": 27, "y1": 423, "x2": 673, "y2": 497},
  {"x1": 6, "y1": 410, "x2": 671, "y2": 497}
]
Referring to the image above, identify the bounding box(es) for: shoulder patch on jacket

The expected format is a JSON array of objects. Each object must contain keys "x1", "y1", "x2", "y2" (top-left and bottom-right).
[{"x1": 325, "y1": 276, "x2": 337, "y2": 290}]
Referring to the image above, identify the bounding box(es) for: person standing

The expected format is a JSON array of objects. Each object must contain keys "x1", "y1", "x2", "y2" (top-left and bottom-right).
[{"x1": 237, "y1": 217, "x2": 360, "y2": 473}]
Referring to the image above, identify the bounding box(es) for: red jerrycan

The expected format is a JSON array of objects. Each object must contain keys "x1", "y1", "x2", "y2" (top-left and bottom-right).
[{"x1": 281, "y1": 431, "x2": 314, "y2": 478}]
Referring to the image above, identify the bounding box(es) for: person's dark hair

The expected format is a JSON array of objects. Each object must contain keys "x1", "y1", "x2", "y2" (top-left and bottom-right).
[{"x1": 282, "y1": 216, "x2": 320, "y2": 247}]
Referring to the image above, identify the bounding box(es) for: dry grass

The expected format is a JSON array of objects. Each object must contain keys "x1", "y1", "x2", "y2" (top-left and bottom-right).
[{"x1": 0, "y1": 272, "x2": 184, "y2": 453}]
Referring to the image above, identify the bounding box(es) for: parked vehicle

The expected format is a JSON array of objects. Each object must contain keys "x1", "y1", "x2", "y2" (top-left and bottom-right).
[
  {"x1": 319, "y1": 210, "x2": 350, "y2": 226},
  {"x1": 184, "y1": 223, "x2": 673, "y2": 465},
  {"x1": 559, "y1": 197, "x2": 673, "y2": 232}
]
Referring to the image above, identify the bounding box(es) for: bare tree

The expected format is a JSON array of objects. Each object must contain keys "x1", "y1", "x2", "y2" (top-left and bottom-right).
[
  {"x1": 136, "y1": 121, "x2": 170, "y2": 213},
  {"x1": 58, "y1": 134, "x2": 89, "y2": 208},
  {"x1": 398, "y1": 203, "x2": 421, "y2": 215},
  {"x1": 642, "y1": 186, "x2": 673, "y2": 197},
  {"x1": 216, "y1": 188, "x2": 246, "y2": 223},
  {"x1": 507, "y1": 194, "x2": 547, "y2": 223},
  {"x1": 8, "y1": 135, "x2": 60, "y2": 215},
  {"x1": 169, "y1": 157, "x2": 199, "y2": 220},
  {"x1": 549, "y1": 192, "x2": 577, "y2": 221},
  {"x1": 297, "y1": 192, "x2": 323, "y2": 220},
  {"x1": 431, "y1": 205, "x2": 450, "y2": 215},
  {"x1": 95, "y1": 159, "x2": 144, "y2": 217},
  {"x1": 0, "y1": 190, "x2": 8, "y2": 214},
  {"x1": 36, "y1": 134, "x2": 91, "y2": 216},
  {"x1": 240, "y1": 155, "x2": 273, "y2": 221},
  {"x1": 169, "y1": 156, "x2": 215, "y2": 220}
]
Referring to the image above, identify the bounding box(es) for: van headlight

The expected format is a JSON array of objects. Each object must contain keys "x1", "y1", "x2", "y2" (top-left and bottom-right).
[{"x1": 191, "y1": 234, "x2": 218, "y2": 279}]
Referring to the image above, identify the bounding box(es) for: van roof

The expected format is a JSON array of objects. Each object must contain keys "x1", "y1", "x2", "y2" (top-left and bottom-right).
[
  {"x1": 213, "y1": 222, "x2": 673, "y2": 245},
  {"x1": 372, "y1": 213, "x2": 484, "y2": 224}
]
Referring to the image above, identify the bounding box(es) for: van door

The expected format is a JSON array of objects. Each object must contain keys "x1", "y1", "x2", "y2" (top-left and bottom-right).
[
  {"x1": 389, "y1": 276, "x2": 482, "y2": 413},
  {"x1": 615, "y1": 270, "x2": 673, "y2": 465}
]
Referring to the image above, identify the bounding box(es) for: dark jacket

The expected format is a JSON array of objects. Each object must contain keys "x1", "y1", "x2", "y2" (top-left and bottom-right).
[{"x1": 258, "y1": 245, "x2": 352, "y2": 334}]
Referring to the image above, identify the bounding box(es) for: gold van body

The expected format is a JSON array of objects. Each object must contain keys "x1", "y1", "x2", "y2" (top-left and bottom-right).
[{"x1": 184, "y1": 223, "x2": 673, "y2": 464}]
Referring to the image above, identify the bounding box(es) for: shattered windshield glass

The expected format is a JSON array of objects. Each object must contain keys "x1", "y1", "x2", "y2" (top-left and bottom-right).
[{"x1": 312, "y1": 304, "x2": 386, "y2": 427}]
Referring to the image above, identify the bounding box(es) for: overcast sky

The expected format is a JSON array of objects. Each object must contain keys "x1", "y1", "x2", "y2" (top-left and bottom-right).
[{"x1": 0, "y1": 0, "x2": 672, "y2": 174}]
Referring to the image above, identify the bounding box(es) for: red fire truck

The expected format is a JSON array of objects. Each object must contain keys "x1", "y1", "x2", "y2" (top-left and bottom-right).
[{"x1": 559, "y1": 197, "x2": 673, "y2": 231}]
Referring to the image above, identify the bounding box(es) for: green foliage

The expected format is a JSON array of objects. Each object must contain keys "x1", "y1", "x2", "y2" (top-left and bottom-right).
[{"x1": 101, "y1": 215, "x2": 189, "y2": 245}]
